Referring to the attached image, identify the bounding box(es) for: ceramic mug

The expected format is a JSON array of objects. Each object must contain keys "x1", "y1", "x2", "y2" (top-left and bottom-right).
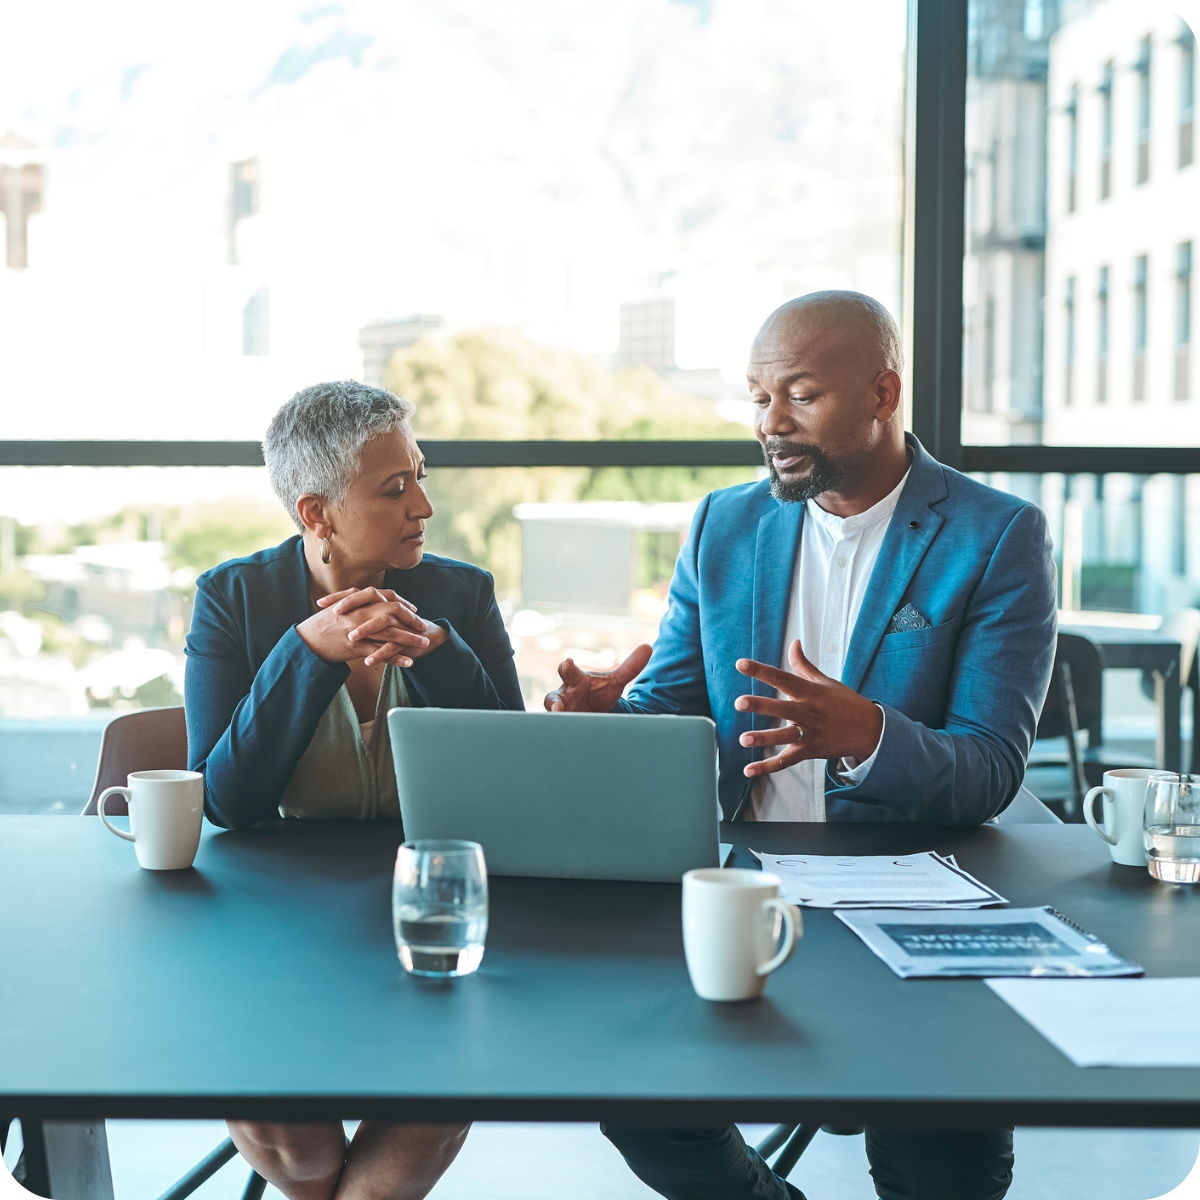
[
  {"x1": 98, "y1": 770, "x2": 204, "y2": 870},
  {"x1": 1083, "y1": 768, "x2": 1157, "y2": 867},
  {"x1": 682, "y1": 868, "x2": 802, "y2": 1001}
]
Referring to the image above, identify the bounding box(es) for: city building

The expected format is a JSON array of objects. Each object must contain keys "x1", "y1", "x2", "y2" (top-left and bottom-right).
[
  {"x1": 358, "y1": 315, "x2": 445, "y2": 385},
  {"x1": 962, "y1": 0, "x2": 1056, "y2": 444},
  {"x1": 0, "y1": 131, "x2": 42, "y2": 271},
  {"x1": 1043, "y1": 1, "x2": 1197, "y2": 444},
  {"x1": 616, "y1": 298, "x2": 676, "y2": 371},
  {"x1": 514, "y1": 501, "x2": 694, "y2": 614}
]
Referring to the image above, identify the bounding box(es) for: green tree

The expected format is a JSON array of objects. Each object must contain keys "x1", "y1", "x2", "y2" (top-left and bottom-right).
[
  {"x1": 385, "y1": 328, "x2": 756, "y2": 594},
  {"x1": 165, "y1": 499, "x2": 296, "y2": 579}
]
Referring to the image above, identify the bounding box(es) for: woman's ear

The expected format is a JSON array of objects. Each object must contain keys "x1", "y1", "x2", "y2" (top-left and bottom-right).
[{"x1": 296, "y1": 494, "x2": 332, "y2": 538}]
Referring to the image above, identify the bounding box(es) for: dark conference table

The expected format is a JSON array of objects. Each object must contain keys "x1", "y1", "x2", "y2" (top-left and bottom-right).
[{"x1": 5, "y1": 816, "x2": 1200, "y2": 1195}]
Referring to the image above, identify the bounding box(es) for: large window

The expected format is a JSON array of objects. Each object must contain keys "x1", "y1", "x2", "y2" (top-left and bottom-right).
[
  {"x1": 0, "y1": 0, "x2": 905, "y2": 813},
  {"x1": 3, "y1": 0, "x2": 1196, "y2": 815},
  {"x1": 962, "y1": 1, "x2": 1199, "y2": 451}
]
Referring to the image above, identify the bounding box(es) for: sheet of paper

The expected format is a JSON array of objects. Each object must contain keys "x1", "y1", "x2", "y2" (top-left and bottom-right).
[
  {"x1": 987, "y1": 978, "x2": 1200, "y2": 1066},
  {"x1": 838, "y1": 906, "x2": 1141, "y2": 979},
  {"x1": 751, "y1": 850, "x2": 1006, "y2": 908},
  {"x1": 718, "y1": 842, "x2": 734, "y2": 866}
]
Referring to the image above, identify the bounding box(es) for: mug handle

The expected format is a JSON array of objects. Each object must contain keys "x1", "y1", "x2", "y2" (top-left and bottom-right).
[
  {"x1": 98, "y1": 788, "x2": 136, "y2": 842},
  {"x1": 756, "y1": 898, "x2": 803, "y2": 977},
  {"x1": 1083, "y1": 786, "x2": 1119, "y2": 846}
]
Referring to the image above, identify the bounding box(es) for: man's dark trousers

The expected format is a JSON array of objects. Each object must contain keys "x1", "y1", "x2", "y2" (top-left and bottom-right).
[{"x1": 601, "y1": 1123, "x2": 1014, "y2": 1200}]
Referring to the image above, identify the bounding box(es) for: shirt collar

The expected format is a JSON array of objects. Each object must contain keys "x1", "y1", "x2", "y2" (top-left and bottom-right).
[{"x1": 805, "y1": 465, "x2": 912, "y2": 538}]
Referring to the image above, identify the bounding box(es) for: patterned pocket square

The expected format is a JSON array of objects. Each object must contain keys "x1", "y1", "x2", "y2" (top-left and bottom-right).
[{"x1": 886, "y1": 603, "x2": 932, "y2": 634}]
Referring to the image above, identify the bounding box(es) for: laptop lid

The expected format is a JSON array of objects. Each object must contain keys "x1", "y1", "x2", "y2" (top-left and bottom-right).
[{"x1": 387, "y1": 708, "x2": 720, "y2": 882}]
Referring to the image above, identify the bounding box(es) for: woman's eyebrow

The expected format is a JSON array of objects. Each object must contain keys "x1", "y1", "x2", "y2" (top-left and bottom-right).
[{"x1": 379, "y1": 469, "x2": 412, "y2": 486}]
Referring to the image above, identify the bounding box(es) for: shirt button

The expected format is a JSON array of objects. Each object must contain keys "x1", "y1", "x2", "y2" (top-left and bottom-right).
[
  {"x1": 826, "y1": 644, "x2": 836, "y2": 653},
  {"x1": 835, "y1": 557, "x2": 847, "y2": 568}
]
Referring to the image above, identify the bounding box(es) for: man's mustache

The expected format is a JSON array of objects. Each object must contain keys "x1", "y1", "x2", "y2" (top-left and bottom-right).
[{"x1": 763, "y1": 439, "x2": 825, "y2": 462}]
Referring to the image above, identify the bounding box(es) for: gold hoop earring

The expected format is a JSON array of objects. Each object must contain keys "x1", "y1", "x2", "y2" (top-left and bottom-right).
[{"x1": 320, "y1": 537, "x2": 332, "y2": 565}]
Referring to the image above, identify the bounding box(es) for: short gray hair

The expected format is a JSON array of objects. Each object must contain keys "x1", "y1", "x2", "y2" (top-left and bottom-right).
[{"x1": 264, "y1": 381, "x2": 416, "y2": 531}]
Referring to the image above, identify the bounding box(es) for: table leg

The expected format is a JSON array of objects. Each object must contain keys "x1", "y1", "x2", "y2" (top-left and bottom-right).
[
  {"x1": 18, "y1": 1119, "x2": 115, "y2": 1200},
  {"x1": 1155, "y1": 658, "x2": 1183, "y2": 775}
]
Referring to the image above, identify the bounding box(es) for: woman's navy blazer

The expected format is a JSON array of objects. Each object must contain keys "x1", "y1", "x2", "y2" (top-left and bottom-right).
[{"x1": 185, "y1": 535, "x2": 523, "y2": 830}]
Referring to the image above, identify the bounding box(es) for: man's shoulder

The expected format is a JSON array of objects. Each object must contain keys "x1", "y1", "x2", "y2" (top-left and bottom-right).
[
  {"x1": 697, "y1": 477, "x2": 776, "y2": 528},
  {"x1": 936, "y1": 463, "x2": 1044, "y2": 531}
]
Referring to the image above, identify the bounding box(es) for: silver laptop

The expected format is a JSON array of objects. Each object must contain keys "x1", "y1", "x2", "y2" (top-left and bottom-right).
[{"x1": 387, "y1": 708, "x2": 720, "y2": 882}]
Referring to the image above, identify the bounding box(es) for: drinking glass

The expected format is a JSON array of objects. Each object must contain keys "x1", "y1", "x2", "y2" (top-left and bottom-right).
[
  {"x1": 1143, "y1": 773, "x2": 1200, "y2": 883},
  {"x1": 393, "y1": 839, "x2": 488, "y2": 977}
]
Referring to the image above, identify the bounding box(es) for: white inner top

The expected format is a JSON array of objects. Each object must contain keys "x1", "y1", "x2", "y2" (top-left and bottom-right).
[{"x1": 747, "y1": 467, "x2": 911, "y2": 822}]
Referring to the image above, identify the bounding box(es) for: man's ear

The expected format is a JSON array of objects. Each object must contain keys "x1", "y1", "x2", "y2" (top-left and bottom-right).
[
  {"x1": 874, "y1": 369, "x2": 902, "y2": 421},
  {"x1": 296, "y1": 494, "x2": 332, "y2": 538}
]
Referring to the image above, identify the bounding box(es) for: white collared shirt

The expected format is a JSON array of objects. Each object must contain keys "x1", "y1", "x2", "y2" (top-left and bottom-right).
[{"x1": 747, "y1": 467, "x2": 911, "y2": 822}]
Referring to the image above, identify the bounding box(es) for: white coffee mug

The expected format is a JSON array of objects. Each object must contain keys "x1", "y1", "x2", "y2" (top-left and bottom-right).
[
  {"x1": 682, "y1": 868, "x2": 802, "y2": 1001},
  {"x1": 98, "y1": 770, "x2": 204, "y2": 870},
  {"x1": 1084, "y1": 768, "x2": 1157, "y2": 867}
]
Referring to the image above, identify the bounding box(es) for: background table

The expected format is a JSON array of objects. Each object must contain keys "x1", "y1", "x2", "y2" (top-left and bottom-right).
[{"x1": 1058, "y1": 623, "x2": 1183, "y2": 773}]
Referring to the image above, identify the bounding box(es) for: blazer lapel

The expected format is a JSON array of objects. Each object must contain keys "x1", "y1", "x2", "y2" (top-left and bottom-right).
[
  {"x1": 750, "y1": 500, "x2": 804, "y2": 727},
  {"x1": 840, "y1": 437, "x2": 948, "y2": 693}
]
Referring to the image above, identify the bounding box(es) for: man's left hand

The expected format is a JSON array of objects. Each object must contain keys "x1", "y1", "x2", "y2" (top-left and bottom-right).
[{"x1": 735, "y1": 639, "x2": 884, "y2": 777}]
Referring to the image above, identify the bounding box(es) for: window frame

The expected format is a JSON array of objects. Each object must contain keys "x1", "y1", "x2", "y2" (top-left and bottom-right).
[{"x1": 2, "y1": 0, "x2": 1195, "y2": 479}]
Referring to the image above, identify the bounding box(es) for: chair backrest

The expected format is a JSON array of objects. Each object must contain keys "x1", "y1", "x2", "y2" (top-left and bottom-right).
[
  {"x1": 991, "y1": 784, "x2": 1063, "y2": 825},
  {"x1": 82, "y1": 706, "x2": 189, "y2": 815},
  {"x1": 1036, "y1": 632, "x2": 1103, "y2": 741}
]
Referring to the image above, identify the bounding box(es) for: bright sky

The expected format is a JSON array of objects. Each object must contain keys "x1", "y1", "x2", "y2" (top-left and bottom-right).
[{"x1": 0, "y1": 0, "x2": 905, "y2": 461}]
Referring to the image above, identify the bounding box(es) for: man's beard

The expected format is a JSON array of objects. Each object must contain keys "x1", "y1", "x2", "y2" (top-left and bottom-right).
[{"x1": 762, "y1": 438, "x2": 864, "y2": 504}]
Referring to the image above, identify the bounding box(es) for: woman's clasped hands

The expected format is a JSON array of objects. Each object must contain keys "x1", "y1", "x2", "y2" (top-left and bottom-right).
[{"x1": 297, "y1": 586, "x2": 449, "y2": 669}]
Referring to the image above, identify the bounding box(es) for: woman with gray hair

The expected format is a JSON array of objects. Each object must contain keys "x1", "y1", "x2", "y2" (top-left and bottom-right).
[{"x1": 184, "y1": 380, "x2": 521, "y2": 1200}]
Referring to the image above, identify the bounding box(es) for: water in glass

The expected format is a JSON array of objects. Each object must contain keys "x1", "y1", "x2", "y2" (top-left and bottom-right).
[
  {"x1": 393, "y1": 839, "x2": 488, "y2": 977},
  {"x1": 1143, "y1": 774, "x2": 1200, "y2": 884}
]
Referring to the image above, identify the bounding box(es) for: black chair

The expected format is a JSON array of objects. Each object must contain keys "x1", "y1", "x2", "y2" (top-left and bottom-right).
[
  {"x1": 1026, "y1": 632, "x2": 1154, "y2": 820},
  {"x1": 756, "y1": 1122, "x2": 864, "y2": 1180}
]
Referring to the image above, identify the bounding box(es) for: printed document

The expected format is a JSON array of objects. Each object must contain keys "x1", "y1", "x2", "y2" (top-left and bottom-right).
[
  {"x1": 838, "y1": 906, "x2": 1142, "y2": 979},
  {"x1": 987, "y1": 978, "x2": 1200, "y2": 1066},
  {"x1": 751, "y1": 850, "x2": 1006, "y2": 908}
]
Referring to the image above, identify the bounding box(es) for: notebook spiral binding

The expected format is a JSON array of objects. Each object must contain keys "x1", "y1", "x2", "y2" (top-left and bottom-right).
[{"x1": 1045, "y1": 907, "x2": 1102, "y2": 942}]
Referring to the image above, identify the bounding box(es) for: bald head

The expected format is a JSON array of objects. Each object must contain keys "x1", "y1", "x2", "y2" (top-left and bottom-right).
[
  {"x1": 753, "y1": 290, "x2": 903, "y2": 377},
  {"x1": 746, "y1": 290, "x2": 909, "y2": 513}
]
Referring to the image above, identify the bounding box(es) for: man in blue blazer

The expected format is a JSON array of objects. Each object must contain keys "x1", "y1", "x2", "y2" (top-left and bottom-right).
[{"x1": 547, "y1": 292, "x2": 1056, "y2": 1200}]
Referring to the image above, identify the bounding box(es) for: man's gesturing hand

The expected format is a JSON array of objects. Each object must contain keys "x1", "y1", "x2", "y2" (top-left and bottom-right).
[
  {"x1": 735, "y1": 639, "x2": 884, "y2": 777},
  {"x1": 544, "y1": 643, "x2": 653, "y2": 713}
]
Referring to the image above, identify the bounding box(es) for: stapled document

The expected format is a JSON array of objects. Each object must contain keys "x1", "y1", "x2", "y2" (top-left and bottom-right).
[{"x1": 751, "y1": 850, "x2": 1006, "y2": 908}]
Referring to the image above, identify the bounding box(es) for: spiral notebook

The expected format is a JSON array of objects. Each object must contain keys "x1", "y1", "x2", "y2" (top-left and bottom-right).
[{"x1": 835, "y1": 906, "x2": 1143, "y2": 979}]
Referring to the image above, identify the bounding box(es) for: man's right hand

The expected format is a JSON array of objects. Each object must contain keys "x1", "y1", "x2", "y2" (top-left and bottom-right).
[{"x1": 544, "y1": 643, "x2": 653, "y2": 713}]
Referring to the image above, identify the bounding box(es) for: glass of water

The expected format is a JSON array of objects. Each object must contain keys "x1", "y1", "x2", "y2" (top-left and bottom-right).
[
  {"x1": 1144, "y1": 773, "x2": 1200, "y2": 883},
  {"x1": 393, "y1": 839, "x2": 488, "y2": 977}
]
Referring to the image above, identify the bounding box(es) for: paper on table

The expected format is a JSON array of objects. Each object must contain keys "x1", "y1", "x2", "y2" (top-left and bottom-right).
[
  {"x1": 750, "y1": 850, "x2": 1006, "y2": 908},
  {"x1": 987, "y1": 978, "x2": 1200, "y2": 1066},
  {"x1": 718, "y1": 842, "x2": 734, "y2": 866},
  {"x1": 839, "y1": 906, "x2": 1141, "y2": 978}
]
